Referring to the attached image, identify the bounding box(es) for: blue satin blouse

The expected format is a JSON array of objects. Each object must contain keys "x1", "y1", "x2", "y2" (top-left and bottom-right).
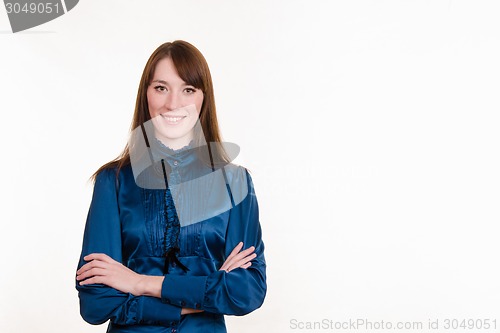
[{"x1": 76, "y1": 145, "x2": 267, "y2": 333}]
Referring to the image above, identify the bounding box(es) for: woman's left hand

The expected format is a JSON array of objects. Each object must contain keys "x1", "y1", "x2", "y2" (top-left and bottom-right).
[{"x1": 76, "y1": 253, "x2": 146, "y2": 296}]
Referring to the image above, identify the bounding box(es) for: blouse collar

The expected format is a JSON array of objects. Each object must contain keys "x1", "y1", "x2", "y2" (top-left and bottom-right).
[{"x1": 151, "y1": 138, "x2": 197, "y2": 168}]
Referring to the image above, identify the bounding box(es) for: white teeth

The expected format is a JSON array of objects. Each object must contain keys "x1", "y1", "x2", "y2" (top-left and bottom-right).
[{"x1": 161, "y1": 115, "x2": 185, "y2": 123}]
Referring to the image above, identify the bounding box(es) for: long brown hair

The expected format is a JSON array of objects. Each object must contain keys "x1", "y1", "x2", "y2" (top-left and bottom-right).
[{"x1": 91, "y1": 40, "x2": 225, "y2": 181}]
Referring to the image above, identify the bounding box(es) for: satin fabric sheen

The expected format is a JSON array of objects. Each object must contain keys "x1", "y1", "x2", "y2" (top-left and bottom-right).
[{"x1": 76, "y1": 146, "x2": 266, "y2": 333}]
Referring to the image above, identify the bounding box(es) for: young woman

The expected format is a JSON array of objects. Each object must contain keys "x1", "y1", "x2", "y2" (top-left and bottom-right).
[{"x1": 75, "y1": 40, "x2": 266, "y2": 332}]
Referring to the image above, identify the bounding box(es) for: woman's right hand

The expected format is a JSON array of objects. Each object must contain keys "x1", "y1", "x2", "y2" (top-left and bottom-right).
[
  {"x1": 219, "y1": 241, "x2": 256, "y2": 273},
  {"x1": 181, "y1": 242, "x2": 256, "y2": 315}
]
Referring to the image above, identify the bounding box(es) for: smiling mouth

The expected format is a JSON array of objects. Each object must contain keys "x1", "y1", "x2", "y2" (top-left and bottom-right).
[{"x1": 160, "y1": 114, "x2": 187, "y2": 123}]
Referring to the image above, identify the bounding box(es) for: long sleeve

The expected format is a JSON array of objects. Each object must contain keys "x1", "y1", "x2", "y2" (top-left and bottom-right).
[
  {"x1": 76, "y1": 168, "x2": 182, "y2": 326},
  {"x1": 160, "y1": 168, "x2": 267, "y2": 315}
]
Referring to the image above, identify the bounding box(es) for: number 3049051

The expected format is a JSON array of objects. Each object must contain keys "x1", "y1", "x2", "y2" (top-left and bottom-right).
[{"x1": 5, "y1": 2, "x2": 61, "y2": 14}]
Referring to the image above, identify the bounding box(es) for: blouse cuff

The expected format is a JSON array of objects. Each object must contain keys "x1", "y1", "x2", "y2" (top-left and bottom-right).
[
  {"x1": 161, "y1": 275, "x2": 208, "y2": 310},
  {"x1": 137, "y1": 296, "x2": 182, "y2": 326}
]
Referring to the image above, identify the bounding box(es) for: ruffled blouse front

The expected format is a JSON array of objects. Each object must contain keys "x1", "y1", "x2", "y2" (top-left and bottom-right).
[{"x1": 76, "y1": 144, "x2": 267, "y2": 333}]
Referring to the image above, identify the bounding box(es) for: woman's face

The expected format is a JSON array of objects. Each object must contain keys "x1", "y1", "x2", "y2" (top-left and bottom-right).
[{"x1": 147, "y1": 57, "x2": 204, "y2": 149}]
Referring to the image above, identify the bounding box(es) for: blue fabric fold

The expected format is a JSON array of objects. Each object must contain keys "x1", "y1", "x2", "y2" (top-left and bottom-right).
[{"x1": 76, "y1": 147, "x2": 266, "y2": 333}]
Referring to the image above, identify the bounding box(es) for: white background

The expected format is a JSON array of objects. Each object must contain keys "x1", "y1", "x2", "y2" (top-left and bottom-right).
[{"x1": 1, "y1": 1, "x2": 499, "y2": 332}]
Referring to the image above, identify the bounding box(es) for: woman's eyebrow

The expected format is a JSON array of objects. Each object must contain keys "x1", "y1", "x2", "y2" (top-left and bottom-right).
[
  {"x1": 152, "y1": 79, "x2": 168, "y2": 85},
  {"x1": 151, "y1": 79, "x2": 191, "y2": 87}
]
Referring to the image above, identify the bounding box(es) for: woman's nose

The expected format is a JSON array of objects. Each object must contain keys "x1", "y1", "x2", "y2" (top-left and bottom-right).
[{"x1": 165, "y1": 93, "x2": 179, "y2": 111}]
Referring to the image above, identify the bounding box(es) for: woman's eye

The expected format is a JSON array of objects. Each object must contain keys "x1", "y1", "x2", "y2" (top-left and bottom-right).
[
  {"x1": 154, "y1": 85, "x2": 167, "y2": 92},
  {"x1": 184, "y1": 87, "x2": 196, "y2": 94}
]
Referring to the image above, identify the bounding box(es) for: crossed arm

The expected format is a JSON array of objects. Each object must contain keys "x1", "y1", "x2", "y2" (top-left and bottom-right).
[
  {"x1": 76, "y1": 242, "x2": 256, "y2": 315},
  {"x1": 76, "y1": 168, "x2": 266, "y2": 326}
]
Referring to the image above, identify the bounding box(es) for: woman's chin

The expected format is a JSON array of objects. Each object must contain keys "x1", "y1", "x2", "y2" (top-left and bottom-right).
[{"x1": 155, "y1": 133, "x2": 193, "y2": 150}]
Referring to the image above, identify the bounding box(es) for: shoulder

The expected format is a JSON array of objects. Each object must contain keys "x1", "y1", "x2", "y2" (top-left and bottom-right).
[
  {"x1": 223, "y1": 163, "x2": 251, "y2": 185},
  {"x1": 93, "y1": 163, "x2": 133, "y2": 188},
  {"x1": 223, "y1": 164, "x2": 256, "y2": 205}
]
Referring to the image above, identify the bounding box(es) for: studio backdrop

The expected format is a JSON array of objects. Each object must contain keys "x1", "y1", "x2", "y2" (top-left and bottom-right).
[{"x1": 1, "y1": 1, "x2": 499, "y2": 332}]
